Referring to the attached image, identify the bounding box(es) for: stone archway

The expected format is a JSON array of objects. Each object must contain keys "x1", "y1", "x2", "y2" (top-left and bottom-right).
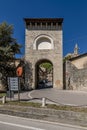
[
  {"x1": 35, "y1": 59, "x2": 53, "y2": 89},
  {"x1": 24, "y1": 18, "x2": 63, "y2": 90}
]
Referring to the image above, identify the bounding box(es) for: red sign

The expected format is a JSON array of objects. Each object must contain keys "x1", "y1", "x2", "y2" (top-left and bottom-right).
[{"x1": 16, "y1": 67, "x2": 23, "y2": 77}]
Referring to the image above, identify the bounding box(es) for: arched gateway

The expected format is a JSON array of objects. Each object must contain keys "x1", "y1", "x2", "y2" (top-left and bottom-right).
[{"x1": 24, "y1": 18, "x2": 63, "y2": 89}]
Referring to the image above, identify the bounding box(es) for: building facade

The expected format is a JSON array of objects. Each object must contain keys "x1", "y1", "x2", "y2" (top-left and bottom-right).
[{"x1": 24, "y1": 18, "x2": 63, "y2": 89}]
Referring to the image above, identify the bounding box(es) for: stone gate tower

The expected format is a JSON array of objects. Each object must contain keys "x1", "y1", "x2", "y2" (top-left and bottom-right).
[{"x1": 24, "y1": 18, "x2": 63, "y2": 89}]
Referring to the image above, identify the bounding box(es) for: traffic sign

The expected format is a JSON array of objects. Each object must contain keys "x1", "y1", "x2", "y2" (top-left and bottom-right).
[{"x1": 8, "y1": 77, "x2": 19, "y2": 91}]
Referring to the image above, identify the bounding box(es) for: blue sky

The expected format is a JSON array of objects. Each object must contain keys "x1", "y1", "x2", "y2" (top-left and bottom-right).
[{"x1": 0, "y1": 0, "x2": 87, "y2": 57}]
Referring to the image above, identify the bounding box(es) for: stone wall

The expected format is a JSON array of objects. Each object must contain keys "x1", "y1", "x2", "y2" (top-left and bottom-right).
[
  {"x1": 64, "y1": 60, "x2": 87, "y2": 91},
  {"x1": 25, "y1": 19, "x2": 63, "y2": 89},
  {"x1": 74, "y1": 69, "x2": 87, "y2": 90},
  {"x1": 71, "y1": 55, "x2": 87, "y2": 69}
]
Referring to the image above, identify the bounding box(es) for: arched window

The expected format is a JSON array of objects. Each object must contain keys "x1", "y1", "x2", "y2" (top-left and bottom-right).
[{"x1": 33, "y1": 35, "x2": 54, "y2": 50}]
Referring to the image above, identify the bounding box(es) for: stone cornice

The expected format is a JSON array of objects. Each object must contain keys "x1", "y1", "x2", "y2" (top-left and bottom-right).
[{"x1": 24, "y1": 18, "x2": 63, "y2": 24}]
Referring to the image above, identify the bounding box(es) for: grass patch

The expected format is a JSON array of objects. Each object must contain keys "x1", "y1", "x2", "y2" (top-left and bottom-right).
[
  {"x1": 5, "y1": 101, "x2": 41, "y2": 108},
  {"x1": 47, "y1": 104, "x2": 87, "y2": 113},
  {"x1": 0, "y1": 100, "x2": 87, "y2": 113},
  {"x1": 0, "y1": 93, "x2": 6, "y2": 98}
]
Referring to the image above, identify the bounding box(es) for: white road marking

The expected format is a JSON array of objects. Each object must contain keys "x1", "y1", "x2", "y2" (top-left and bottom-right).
[
  {"x1": 0, "y1": 114, "x2": 87, "y2": 130},
  {"x1": 28, "y1": 90, "x2": 34, "y2": 99},
  {"x1": 0, "y1": 121, "x2": 45, "y2": 130}
]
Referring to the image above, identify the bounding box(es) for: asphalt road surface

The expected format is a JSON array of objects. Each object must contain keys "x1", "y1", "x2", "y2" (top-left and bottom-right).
[
  {"x1": 0, "y1": 114, "x2": 87, "y2": 130},
  {"x1": 29, "y1": 88, "x2": 87, "y2": 106},
  {"x1": 8, "y1": 88, "x2": 87, "y2": 106}
]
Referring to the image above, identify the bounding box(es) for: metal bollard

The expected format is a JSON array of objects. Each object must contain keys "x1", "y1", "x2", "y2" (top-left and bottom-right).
[
  {"x1": 2, "y1": 96, "x2": 6, "y2": 104},
  {"x1": 42, "y1": 97, "x2": 46, "y2": 107}
]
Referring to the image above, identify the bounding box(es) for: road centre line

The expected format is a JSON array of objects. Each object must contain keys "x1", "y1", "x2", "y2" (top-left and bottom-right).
[{"x1": 0, "y1": 121, "x2": 45, "y2": 130}]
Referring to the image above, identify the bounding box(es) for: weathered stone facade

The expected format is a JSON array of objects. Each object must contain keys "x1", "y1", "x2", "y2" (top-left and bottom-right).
[
  {"x1": 64, "y1": 56, "x2": 87, "y2": 91},
  {"x1": 24, "y1": 18, "x2": 63, "y2": 89},
  {"x1": 70, "y1": 53, "x2": 87, "y2": 69}
]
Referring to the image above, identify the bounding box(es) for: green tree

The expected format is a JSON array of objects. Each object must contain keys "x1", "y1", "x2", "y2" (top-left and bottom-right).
[
  {"x1": 40, "y1": 62, "x2": 52, "y2": 71},
  {"x1": 63, "y1": 54, "x2": 72, "y2": 63},
  {"x1": 0, "y1": 22, "x2": 22, "y2": 90},
  {"x1": 0, "y1": 22, "x2": 21, "y2": 61}
]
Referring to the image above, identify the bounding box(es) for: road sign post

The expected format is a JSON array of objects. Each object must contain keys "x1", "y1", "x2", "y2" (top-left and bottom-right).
[
  {"x1": 8, "y1": 77, "x2": 20, "y2": 101},
  {"x1": 18, "y1": 77, "x2": 20, "y2": 101}
]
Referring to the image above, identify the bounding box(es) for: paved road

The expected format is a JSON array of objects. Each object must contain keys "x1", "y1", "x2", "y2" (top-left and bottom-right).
[
  {"x1": 0, "y1": 114, "x2": 86, "y2": 130},
  {"x1": 29, "y1": 88, "x2": 87, "y2": 106},
  {"x1": 5, "y1": 88, "x2": 87, "y2": 106}
]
